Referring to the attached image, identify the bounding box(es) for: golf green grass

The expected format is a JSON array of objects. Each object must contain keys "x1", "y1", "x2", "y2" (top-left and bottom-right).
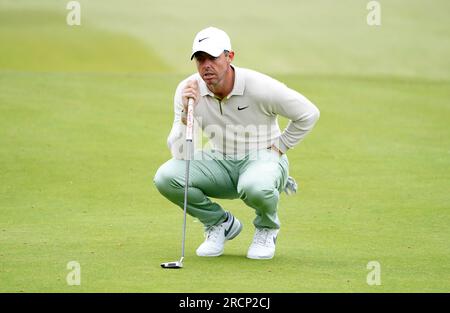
[{"x1": 1, "y1": 1, "x2": 449, "y2": 292}]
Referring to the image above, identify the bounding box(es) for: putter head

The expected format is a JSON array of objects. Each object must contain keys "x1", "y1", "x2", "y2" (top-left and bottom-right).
[{"x1": 161, "y1": 257, "x2": 183, "y2": 269}]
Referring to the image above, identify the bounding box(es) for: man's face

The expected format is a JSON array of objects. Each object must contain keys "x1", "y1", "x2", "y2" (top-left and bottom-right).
[{"x1": 194, "y1": 51, "x2": 234, "y2": 86}]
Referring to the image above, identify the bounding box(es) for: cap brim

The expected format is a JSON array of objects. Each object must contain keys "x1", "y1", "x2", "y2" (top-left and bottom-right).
[{"x1": 190, "y1": 47, "x2": 224, "y2": 60}]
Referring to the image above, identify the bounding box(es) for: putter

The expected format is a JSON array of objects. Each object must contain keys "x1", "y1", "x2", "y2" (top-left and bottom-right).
[{"x1": 161, "y1": 98, "x2": 194, "y2": 269}]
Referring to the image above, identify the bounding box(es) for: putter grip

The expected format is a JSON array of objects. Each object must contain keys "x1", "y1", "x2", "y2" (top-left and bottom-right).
[{"x1": 186, "y1": 98, "x2": 194, "y2": 141}]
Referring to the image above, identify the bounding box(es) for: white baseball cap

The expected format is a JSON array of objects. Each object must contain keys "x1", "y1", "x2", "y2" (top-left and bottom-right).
[{"x1": 190, "y1": 27, "x2": 232, "y2": 60}]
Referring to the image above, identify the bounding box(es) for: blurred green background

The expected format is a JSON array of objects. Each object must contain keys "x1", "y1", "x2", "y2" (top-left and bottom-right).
[
  {"x1": 2, "y1": 0, "x2": 450, "y2": 78},
  {"x1": 1, "y1": 0, "x2": 449, "y2": 292}
]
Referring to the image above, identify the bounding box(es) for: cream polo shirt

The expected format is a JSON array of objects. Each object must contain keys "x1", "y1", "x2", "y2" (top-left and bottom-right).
[{"x1": 167, "y1": 65, "x2": 320, "y2": 159}]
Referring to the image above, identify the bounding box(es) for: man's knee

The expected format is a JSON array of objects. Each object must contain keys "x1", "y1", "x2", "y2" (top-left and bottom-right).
[
  {"x1": 238, "y1": 180, "x2": 277, "y2": 208},
  {"x1": 153, "y1": 161, "x2": 182, "y2": 193}
]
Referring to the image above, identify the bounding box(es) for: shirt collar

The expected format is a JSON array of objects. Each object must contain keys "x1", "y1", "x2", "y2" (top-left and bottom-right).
[{"x1": 198, "y1": 64, "x2": 245, "y2": 99}]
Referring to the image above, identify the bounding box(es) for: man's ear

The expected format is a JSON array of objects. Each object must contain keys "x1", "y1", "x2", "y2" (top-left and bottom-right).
[{"x1": 227, "y1": 51, "x2": 235, "y2": 62}]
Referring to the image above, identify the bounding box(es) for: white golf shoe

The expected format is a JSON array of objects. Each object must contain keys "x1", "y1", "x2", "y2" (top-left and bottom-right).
[
  {"x1": 196, "y1": 212, "x2": 243, "y2": 257},
  {"x1": 247, "y1": 228, "x2": 279, "y2": 259}
]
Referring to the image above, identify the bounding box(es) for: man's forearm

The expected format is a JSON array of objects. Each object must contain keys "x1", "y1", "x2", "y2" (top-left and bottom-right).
[{"x1": 276, "y1": 106, "x2": 320, "y2": 153}]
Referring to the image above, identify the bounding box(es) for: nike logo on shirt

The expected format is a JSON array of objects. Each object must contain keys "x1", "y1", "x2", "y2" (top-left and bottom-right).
[{"x1": 237, "y1": 106, "x2": 249, "y2": 111}]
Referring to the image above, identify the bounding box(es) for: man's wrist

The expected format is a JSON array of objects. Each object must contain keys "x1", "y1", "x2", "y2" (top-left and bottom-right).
[
  {"x1": 270, "y1": 144, "x2": 283, "y2": 156},
  {"x1": 181, "y1": 109, "x2": 187, "y2": 125}
]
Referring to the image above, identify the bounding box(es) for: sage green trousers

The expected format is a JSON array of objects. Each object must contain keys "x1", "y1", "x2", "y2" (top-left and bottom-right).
[{"x1": 153, "y1": 149, "x2": 289, "y2": 229}]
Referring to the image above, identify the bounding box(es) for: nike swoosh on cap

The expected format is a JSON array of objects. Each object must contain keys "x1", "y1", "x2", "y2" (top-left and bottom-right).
[{"x1": 198, "y1": 37, "x2": 209, "y2": 42}]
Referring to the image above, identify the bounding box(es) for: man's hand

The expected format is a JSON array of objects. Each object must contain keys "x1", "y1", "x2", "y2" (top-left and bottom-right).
[
  {"x1": 270, "y1": 144, "x2": 284, "y2": 156},
  {"x1": 181, "y1": 79, "x2": 200, "y2": 125}
]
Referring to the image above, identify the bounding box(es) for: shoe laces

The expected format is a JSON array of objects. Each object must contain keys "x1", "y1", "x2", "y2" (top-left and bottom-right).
[
  {"x1": 204, "y1": 224, "x2": 224, "y2": 242},
  {"x1": 253, "y1": 228, "x2": 273, "y2": 246}
]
